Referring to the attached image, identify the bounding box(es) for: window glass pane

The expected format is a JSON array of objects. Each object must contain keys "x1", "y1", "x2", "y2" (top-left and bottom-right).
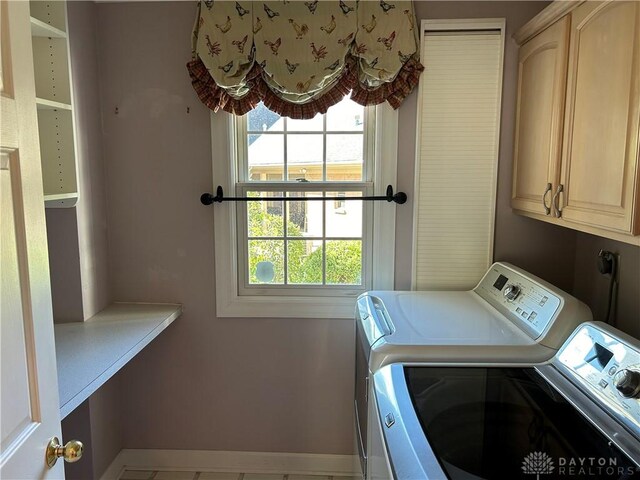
[
  {"x1": 248, "y1": 240, "x2": 284, "y2": 284},
  {"x1": 287, "y1": 240, "x2": 323, "y2": 284},
  {"x1": 248, "y1": 133, "x2": 284, "y2": 180},
  {"x1": 286, "y1": 192, "x2": 323, "y2": 238},
  {"x1": 247, "y1": 192, "x2": 283, "y2": 237},
  {"x1": 241, "y1": 97, "x2": 370, "y2": 290},
  {"x1": 325, "y1": 192, "x2": 362, "y2": 238},
  {"x1": 287, "y1": 113, "x2": 323, "y2": 132},
  {"x1": 327, "y1": 98, "x2": 364, "y2": 131},
  {"x1": 326, "y1": 134, "x2": 363, "y2": 181},
  {"x1": 287, "y1": 134, "x2": 323, "y2": 181},
  {"x1": 326, "y1": 240, "x2": 362, "y2": 285},
  {"x1": 248, "y1": 103, "x2": 282, "y2": 132}
]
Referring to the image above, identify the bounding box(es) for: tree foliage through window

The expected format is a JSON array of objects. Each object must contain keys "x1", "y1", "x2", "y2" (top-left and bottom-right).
[{"x1": 247, "y1": 200, "x2": 361, "y2": 285}]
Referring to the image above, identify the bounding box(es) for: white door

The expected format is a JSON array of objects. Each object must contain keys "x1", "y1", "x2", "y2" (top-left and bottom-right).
[{"x1": 1, "y1": 1, "x2": 64, "y2": 479}]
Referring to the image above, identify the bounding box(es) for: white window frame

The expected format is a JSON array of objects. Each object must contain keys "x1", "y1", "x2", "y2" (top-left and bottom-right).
[{"x1": 210, "y1": 103, "x2": 399, "y2": 319}]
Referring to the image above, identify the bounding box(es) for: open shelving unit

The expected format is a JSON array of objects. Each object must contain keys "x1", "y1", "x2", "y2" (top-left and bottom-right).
[{"x1": 30, "y1": 1, "x2": 78, "y2": 208}]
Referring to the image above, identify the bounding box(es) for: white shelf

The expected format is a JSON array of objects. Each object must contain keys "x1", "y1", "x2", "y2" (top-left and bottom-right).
[
  {"x1": 30, "y1": 16, "x2": 66, "y2": 38},
  {"x1": 55, "y1": 303, "x2": 182, "y2": 419},
  {"x1": 29, "y1": 1, "x2": 67, "y2": 35},
  {"x1": 36, "y1": 97, "x2": 72, "y2": 111},
  {"x1": 44, "y1": 192, "x2": 78, "y2": 208}
]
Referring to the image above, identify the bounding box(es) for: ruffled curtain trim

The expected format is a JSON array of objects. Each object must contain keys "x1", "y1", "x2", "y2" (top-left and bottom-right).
[{"x1": 187, "y1": 55, "x2": 423, "y2": 119}]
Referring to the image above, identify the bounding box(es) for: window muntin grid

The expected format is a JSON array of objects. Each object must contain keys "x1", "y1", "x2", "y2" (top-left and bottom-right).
[{"x1": 235, "y1": 98, "x2": 374, "y2": 294}]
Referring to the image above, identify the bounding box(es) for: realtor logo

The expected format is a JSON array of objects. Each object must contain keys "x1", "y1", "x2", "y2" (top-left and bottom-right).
[{"x1": 522, "y1": 451, "x2": 555, "y2": 479}]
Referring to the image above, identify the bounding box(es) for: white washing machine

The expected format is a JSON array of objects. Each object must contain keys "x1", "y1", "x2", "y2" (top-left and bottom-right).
[
  {"x1": 372, "y1": 322, "x2": 640, "y2": 479},
  {"x1": 354, "y1": 262, "x2": 592, "y2": 479}
]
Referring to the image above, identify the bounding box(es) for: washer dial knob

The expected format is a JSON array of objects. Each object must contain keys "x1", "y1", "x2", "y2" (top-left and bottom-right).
[
  {"x1": 613, "y1": 369, "x2": 640, "y2": 398},
  {"x1": 503, "y1": 284, "x2": 521, "y2": 302}
]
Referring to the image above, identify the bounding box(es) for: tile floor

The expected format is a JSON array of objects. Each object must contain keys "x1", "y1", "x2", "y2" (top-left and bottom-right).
[{"x1": 120, "y1": 471, "x2": 360, "y2": 480}]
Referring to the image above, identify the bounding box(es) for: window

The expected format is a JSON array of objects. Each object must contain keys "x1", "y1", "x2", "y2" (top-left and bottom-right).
[
  {"x1": 236, "y1": 98, "x2": 372, "y2": 296},
  {"x1": 210, "y1": 97, "x2": 399, "y2": 318}
]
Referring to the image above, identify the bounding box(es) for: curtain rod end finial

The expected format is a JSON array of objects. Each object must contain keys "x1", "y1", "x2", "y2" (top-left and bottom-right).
[
  {"x1": 201, "y1": 193, "x2": 214, "y2": 205},
  {"x1": 394, "y1": 192, "x2": 408, "y2": 204}
]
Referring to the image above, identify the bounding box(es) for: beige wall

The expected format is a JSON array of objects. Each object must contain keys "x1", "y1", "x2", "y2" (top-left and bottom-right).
[
  {"x1": 72, "y1": 0, "x2": 111, "y2": 322},
  {"x1": 61, "y1": 376, "x2": 122, "y2": 480},
  {"x1": 88, "y1": 375, "x2": 123, "y2": 478},
  {"x1": 95, "y1": 0, "x2": 357, "y2": 454},
  {"x1": 46, "y1": 209, "x2": 85, "y2": 321}
]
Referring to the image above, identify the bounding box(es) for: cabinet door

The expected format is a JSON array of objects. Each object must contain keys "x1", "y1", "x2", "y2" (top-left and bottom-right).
[
  {"x1": 512, "y1": 16, "x2": 570, "y2": 216},
  {"x1": 559, "y1": 1, "x2": 640, "y2": 233}
]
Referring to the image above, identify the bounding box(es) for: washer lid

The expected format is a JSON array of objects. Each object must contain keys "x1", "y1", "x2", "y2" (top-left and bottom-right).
[
  {"x1": 365, "y1": 290, "x2": 533, "y2": 346},
  {"x1": 378, "y1": 364, "x2": 640, "y2": 480}
]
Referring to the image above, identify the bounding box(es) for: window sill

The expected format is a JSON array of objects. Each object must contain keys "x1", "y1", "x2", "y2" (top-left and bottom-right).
[{"x1": 216, "y1": 294, "x2": 359, "y2": 319}]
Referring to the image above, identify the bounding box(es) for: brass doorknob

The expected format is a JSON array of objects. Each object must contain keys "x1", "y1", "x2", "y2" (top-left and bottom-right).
[{"x1": 45, "y1": 437, "x2": 83, "y2": 468}]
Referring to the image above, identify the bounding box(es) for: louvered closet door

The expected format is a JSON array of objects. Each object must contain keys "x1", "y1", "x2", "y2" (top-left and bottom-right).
[{"x1": 413, "y1": 26, "x2": 504, "y2": 290}]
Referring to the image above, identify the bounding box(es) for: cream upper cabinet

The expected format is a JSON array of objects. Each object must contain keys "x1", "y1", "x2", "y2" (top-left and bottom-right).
[
  {"x1": 512, "y1": 1, "x2": 640, "y2": 245},
  {"x1": 559, "y1": 1, "x2": 640, "y2": 234},
  {"x1": 512, "y1": 16, "x2": 570, "y2": 216}
]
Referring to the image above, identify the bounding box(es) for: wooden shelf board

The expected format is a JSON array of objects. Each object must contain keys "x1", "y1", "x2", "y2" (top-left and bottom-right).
[
  {"x1": 55, "y1": 303, "x2": 182, "y2": 419},
  {"x1": 30, "y1": 16, "x2": 66, "y2": 39},
  {"x1": 36, "y1": 97, "x2": 72, "y2": 111}
]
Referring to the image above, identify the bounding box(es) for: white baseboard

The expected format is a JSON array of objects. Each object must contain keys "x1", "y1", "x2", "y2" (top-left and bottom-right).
[{"x1": 99, "y1": 449, "x2": 360, "y2": 480}]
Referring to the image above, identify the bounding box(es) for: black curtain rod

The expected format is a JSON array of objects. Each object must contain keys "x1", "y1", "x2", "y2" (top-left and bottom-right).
[{"x1": 201, "y1": 185, "x2": 407, "y2": 205}]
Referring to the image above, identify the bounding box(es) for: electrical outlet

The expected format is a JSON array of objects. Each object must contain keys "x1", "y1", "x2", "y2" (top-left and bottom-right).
[{"x1": 598, "y1": 250, "x2": 615, "y2": 276}]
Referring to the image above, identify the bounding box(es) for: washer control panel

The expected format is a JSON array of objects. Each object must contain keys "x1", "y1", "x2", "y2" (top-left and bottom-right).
[
  {"x1": 557, "y1": 323, "x2": 640, "y2": 436},
  {"x1": 475, "y1": 264, "x2": 561, "y2": 339}
]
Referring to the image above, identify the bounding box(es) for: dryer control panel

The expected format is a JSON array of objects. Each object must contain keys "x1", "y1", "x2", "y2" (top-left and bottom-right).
[{"x1": 475, "y1": 263, "x2": 561, "y2": 339}]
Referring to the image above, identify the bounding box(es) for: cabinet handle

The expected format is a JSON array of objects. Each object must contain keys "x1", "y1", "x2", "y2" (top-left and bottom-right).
[
  {"x1": 542, "y1": 182, "x2": 552, "y2": 215},
  {"x1": 552, "y1": 184, "x2": 564, "y2": 218}
]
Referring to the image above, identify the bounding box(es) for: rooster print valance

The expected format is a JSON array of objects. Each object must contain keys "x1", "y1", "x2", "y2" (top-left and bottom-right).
[{"x1": 187, "y1": 0, "x2": 424, "y2": 118}]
